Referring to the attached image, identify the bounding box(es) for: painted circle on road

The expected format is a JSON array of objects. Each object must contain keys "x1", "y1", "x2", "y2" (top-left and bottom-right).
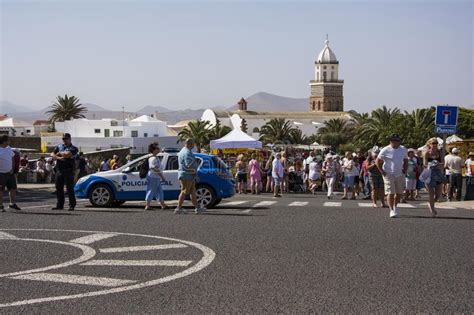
[{"x1": 0, "y1": 229, "x2": 216, "y2": 308}]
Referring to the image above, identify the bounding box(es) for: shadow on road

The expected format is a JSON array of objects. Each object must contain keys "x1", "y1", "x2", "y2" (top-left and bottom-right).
[{"x1": 398, "y1": 214, "x2": 474, "y2": 221}]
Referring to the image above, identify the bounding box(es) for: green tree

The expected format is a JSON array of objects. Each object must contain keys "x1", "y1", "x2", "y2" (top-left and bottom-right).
[
  {"x1": 240, "y1": 118, "x2": 248, "y2": 133},
  {"x1": 356, "y1": 106, "x2": 403, "y2": 148},
  {"x1": 177, "y1": 120, "x2": 211, "y2": 152},
  {"x1": 46, "y1": 94, "x2": 87, "y2": 122},
  {"x1": 457, "y1": 107, "x2": 474, "y2": 139},
  {"x1": 289, "y1": 128, "x2": 308, "y2": 145},
  {"x1": 402, "y1": 107, "x2": 435, "y2": 148},
  {"x1": 209, "y1": 119, "x2": 232, "y2": 140},
  {"x1": 259, "y1": 118, "x2": 296, "y2": 144},
  {"x1": 317, "y1": 118, "x2": 354, "y2": 151}
]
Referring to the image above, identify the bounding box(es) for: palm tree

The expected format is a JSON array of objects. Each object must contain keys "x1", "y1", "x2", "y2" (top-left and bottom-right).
[
  {"x1": 177, "y1": 120, "x2": 211, "y2": 152},
  {"x1": 402, "y1": 107, "x2": 435, "y2": 148},
  {"x1": 258, "y1": 118, "x2": 296, "y2": 144},
  {"x1": 289, "y1": 128, "x2": 308, "y2": 145},
  {"x1": 208, "y1": 119, "x2": 232, "y2": 140},
  {"x1": 46, "y1": 94, "x2": 87, "y2": 122},
  {"x1": 356, "y1": 106, "x2": 403, "y2": 147},
  {"x1": 317, "y1": 118, "x2": 353, "y2": 151}
]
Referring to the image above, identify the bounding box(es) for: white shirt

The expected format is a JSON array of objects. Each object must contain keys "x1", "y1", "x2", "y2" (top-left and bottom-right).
[
  {"x1": 378, "y1": 145, "x2": 407, "y2": 177},
  {"x1": 148, "y1": 156, "x2": 162, "y2": 178},
  {"x1": 308, "y1": 161, "x2": 320, "y2": 180},
  {"x1": 342, "y1": 159, "x2": 358, "y2": 176},
  {"x1": 0, "y1": 146, "x2": 14, "y2": 173},
  {"x1": 272, "y1": 159, "x2": 284, "y2": 178},
  {"x1": 466, "y1": 158, "x2": 474, "y2": 177}
]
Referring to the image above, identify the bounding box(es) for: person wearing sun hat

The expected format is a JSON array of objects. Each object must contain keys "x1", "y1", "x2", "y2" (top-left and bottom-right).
[{"x1": 376, "y1": 134, "x2": 408, "y2": 218}]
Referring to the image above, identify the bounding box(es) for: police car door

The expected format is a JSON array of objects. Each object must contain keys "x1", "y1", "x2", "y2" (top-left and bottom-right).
[
  {"x1": 162, "y1": 154, "x2": 181, "y2": 200},
  {"x1": 118, "y1": 156, "x2": 154, "y2": 200}
]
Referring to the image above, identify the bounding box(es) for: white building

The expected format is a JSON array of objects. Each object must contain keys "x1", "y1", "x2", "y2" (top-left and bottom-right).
[
  {"x1": 52, "y1": 115, "x2": 179, "y2": 154},
  {"x1": 0, "y1": 117, "x2": 35, "y2": 136}
]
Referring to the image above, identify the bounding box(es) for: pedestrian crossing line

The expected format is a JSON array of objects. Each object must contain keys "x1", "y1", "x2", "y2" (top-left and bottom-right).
[
  {"x1": 10, "y1": 273, "x2": 136, "y2": 287},
  {"x1": 70, "y1": 233, "x2": 118, "y2": 245},
  {"x1": 221, "y1": 201, "x2": 248, "y2": 206},
  {"x1": 99, "y1": 244, "x2": 187, "y2": 253},
  {"x1": 358, "y1": 203, "x2": 374, "y2": 207},
  {"x1": 0, "y1": 231, "x2": 17, "y2": 239},
  {"x1": 396, "y1": 204, "x2": 415, "y2": 208},
  {"x1": 323, "y1": 202, "x2": 342, "y2": 207},
  {"x1": 253, "y1": 201, "x2": 277, "y2": 207},
  {"x1": 241, "y1": 209, "x2": 252, "y2": 214},
  {"x1": 288, "y1": 201, "x2": 309, "y2": 207},
  {"x1": 434, "y1": 204, "x2": 456, "y2": 210},
  {"x1": 81, "y1": 260, "x2": 193, "y2": 267}
]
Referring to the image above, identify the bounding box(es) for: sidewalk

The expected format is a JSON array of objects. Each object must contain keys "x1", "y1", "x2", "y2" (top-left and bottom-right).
[{"x1": 445, "y1": 200, "x2": 474, "y2": 210}]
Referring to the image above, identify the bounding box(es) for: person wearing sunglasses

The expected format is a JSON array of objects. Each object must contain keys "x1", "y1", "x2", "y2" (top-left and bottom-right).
[{"x1": 50, "y1": 133, "x2": 78, "y2": 211}]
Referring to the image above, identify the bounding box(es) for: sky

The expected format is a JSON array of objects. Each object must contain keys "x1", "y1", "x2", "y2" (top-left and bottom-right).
[{"x1": 1, "y1": 0, "x2": 473, "y2": 112}]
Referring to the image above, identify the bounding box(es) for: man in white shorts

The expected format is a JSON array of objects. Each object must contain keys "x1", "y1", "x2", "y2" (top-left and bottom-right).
[{"x1": 376, "y1": 134, "x2": 408, "y2": 218}]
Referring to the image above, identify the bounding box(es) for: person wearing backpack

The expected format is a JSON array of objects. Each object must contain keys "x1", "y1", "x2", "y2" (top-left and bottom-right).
[{"x1": 144, "y1": 143, "x2": 169, "y2": 210}]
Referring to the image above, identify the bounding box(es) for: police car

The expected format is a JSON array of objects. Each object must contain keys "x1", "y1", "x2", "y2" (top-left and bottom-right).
[{"x1": 74, "y1": 150, "x2": 235, "y2": 208}]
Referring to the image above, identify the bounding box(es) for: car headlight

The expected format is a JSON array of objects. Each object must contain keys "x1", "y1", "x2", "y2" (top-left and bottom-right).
[{"x1": 76, "y1": 176, "x2": 90, "y2": 185}]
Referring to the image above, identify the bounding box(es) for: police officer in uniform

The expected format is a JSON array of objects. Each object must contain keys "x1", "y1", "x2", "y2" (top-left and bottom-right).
[{"x1": 51, "y1": 133, "x2": 78, "y2": 210}]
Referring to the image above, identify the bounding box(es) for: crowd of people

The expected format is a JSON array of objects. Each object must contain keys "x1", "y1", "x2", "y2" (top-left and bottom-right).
[{"x1": 218, "y1": 133, "x2": 473, "y2": 218}]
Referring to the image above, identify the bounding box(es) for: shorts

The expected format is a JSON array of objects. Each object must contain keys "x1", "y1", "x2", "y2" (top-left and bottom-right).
[
  {"x1": 405, "y1": 178, "x2": 417, "y2": 190},
  {"x1": 343, "y1": 175, "x2": 355, "y2": 188},
  {"x1": 179, "y1": 179, "x2": 196, "y2": 194},
  {"x1": 369, "y1": 176, "x2": 384, "y2": 189},
  {"x1": 273, "y1": 177, "x2": 282, "y2": 185},
  {"x1": 383, "y1": 175, "x2": 405, "y2": 195},
  {"x1": 237, "y1": 173, "x2": 247, "y2": 183},
  {"x1": 354, "y1": 176, "x2": 360, "y2": 185},
  {"x1": 0, "y1": 172, "x2": 17, "y2": 190}
]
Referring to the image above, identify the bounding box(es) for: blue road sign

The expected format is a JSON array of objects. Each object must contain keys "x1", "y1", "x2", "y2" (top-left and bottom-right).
[
  {"x1": 435, "y1": 105, "x2": 458, "y2": 127},
  {"x1": 435, "y1": 126, "x2": 457, "y2": 134}
]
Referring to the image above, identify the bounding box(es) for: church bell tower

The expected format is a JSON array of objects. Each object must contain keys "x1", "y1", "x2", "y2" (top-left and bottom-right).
[{"x1": 309, "y1": 36, "x2": 344, "y2": 112}]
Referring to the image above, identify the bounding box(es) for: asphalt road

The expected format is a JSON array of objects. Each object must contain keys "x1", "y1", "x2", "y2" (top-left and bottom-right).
[{"x1": 1, "y1": 185, "x2": 473, "y2": 313}]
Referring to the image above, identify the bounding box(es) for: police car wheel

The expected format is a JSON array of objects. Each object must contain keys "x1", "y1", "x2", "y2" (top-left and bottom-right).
[
  {"x1": 196, "y1": 185, "x2": 216, "y2": 208},
  {"x1": 89, "y1": 184, "x2": 114, "y2": 207}
]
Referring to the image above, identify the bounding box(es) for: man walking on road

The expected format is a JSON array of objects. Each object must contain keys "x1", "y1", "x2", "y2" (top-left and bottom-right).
[
  {"x1": 272, "y1": 152, "x2": 284, "y2": 197},
  {"x1": 0, "y1": 135, "x2": 21, "y2": 211},
  {"x1": 445, "y1": 148, "x2": 464, "y2": 201},
  {"x1": 376, "y1": 134, "x2": 408, "y2": 218},
  {"x1": 175, "y1": 139, "x2": 206, "y2": 214},
  {"x1": 50, "y1": 133, "x2": 78, "y2": 211}
]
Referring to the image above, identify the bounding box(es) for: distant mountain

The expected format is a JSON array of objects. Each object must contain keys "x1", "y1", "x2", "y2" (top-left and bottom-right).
[
  {"x1": 137, "y1": 105, "x2": 172, "y2": 114},
  {"x1": 228, "y1": 91, "x2": 308, "y2": 112},
  {"x1": 83, "y1": 103, "x2": 111, "y2": 112},
  {"x1": 0, "y1": 101, "x2": 31, "y2": 115}
]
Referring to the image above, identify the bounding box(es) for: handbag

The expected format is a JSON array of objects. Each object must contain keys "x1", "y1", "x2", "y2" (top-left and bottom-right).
[{"x1": 419, "y1": 168, "x2": 431, "y2": 184}]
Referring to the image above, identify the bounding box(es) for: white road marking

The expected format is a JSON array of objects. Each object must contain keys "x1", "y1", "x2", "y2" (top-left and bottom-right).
[
  {"x1": 0, "y1": 231, "x2": 17, "y2": 239},
  {"x1": 241, "y1": 209, "x2": 252, "y2": 214},
  {"x1": 358, "y1": 203, "x2": 373, "y2": 207},
  {"x1": 396, "y1": 203, "x2": 415, "y2": 208},
  {"x1": 221, "y1": 200, "x2": 248, "y2": 206},
  {"x1": 0, "y1": 239, "x2": 96, "y2": 278},
  {"x1": 323, "y1": 202, "x2": 341, "y2": 207},
  {"x1": 70, "y1": 233, "x2": 118, "y2": 244},
  {"x1": 11, "y1": 273, "x2": 136, "y2": 287},
  {"x1": 0, "y1": 229, "x2": 215, "y2": 308},
  {"x1": 100, "y1": 244, "x2": 187, "y2": 253},
  {"x1": 81, "y1": 259, "x2": 192, "y2": 267},
  {"x1": 288, "y1": 201, "x2": 309, "y2": 207},
  {"x1": 435, "y1": 204, "x2": 455, "y2": 209},
  {"x1": 253, "y1": 201, "x2": 277, "y2": 207}
]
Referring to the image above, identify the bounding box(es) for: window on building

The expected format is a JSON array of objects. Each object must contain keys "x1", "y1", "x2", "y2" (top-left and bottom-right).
[
  {"x1": 144, "y1": 133, "x2": 148, "y2": 137},
  {"x1": 131, "y1": 130, "x2": 138, "y2": 137},
  {"x1": 104, "y1": 129, "x2": 110, "y2": 137},
  {"x1": 110, "y1": 121, "x2": 118, "y2": 126},
  {"x1": 318, "y1": 101, "x2": 321, "y2": 111},
  {"x1": 154, "y1": 134, "x2": 158, "y2": 137},
  {"x1": 26, "y1": 129, "x2": 31, "y2": 133},
  {"x1": 323, "y1": 66, "x2": 327, "y2": 69},
  {"x1": 323, "y1": 71, "x2": 327, "y2": 81},
  {"x1": 94, "y1": 129, "x2": 101, "y2": 134},
  {"x1": 331, "y1": 71, "x2": 334, "y2": 81},
  {"x1": 113, "y1": 130, "x2": 123, "y2": 137},
  {"x1": 332, "y1": 66, "x2": 334, "y2": 69}
]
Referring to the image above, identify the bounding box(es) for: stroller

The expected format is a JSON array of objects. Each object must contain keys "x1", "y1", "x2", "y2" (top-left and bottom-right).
[{"x1": 288, "y1": 170, "x2": 306, "y2": 193}]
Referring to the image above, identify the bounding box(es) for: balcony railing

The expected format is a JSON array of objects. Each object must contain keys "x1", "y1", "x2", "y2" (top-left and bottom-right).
[{"x1": 310, "y1": 79, "x2": 344, "y2": 83}]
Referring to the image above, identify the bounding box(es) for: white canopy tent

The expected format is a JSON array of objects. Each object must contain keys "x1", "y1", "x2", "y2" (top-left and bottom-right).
[
  {"x1": 210, "y1": 128, "x2": 262, "y2": 149},
  {"x1": 446, "y1": 135, "x2": 463, "y2": 144}
]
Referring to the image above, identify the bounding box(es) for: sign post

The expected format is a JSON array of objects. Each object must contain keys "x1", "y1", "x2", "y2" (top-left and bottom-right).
[{"x1": 435, "y1": 105, "x2": 458, "y2": 134}]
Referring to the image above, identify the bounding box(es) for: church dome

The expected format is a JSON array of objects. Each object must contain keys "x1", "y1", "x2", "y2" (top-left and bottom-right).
[{"x1": 317, "y1": 39, "x2": 338, "y2": 64}]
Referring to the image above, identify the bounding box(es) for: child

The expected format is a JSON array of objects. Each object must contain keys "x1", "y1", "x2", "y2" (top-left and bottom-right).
[{"x1": 404, "y1": 149, "x2": 418, "y2": 201}]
